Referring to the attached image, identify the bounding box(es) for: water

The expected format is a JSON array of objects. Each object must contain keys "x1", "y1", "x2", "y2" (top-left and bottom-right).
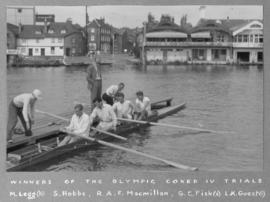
[{"x1": 6, "y1": 62, "x2": 263, "y2": 171}]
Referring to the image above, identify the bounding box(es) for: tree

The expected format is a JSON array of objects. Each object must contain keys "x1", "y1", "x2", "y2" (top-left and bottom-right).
[{"x1": 147, "y1": 13, "x2": 155, "y2": 23}]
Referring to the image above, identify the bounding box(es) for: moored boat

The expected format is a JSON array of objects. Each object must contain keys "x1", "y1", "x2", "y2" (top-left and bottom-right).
[{"x1": 7, "y1": 99, "x2": 186, "y2": 172}]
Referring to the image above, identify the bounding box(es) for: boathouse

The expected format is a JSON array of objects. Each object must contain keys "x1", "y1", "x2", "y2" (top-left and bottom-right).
[
  {"x1": 224, "y1": 20, "x2": 263, "y2": 64},
  {"x1": 190, "y1": 19, "x2": 232, "y2": 64},
  {"x1": 144, "y1": 15, "x2": 189, "y2": 64}
]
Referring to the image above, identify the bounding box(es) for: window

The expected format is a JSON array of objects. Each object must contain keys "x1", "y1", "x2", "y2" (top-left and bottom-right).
[
  {"x1": 21, "y1": 47, "x2": 26, "y2": 53},
  {"x1": 254, "y1": 35, "x2": 259, "y2": 43},
  {"x1": 250, "y1": 24, "x2": 261, "y2": 28},
  {"x1": 48, "y1": 29, "x2": 54, "y2": 34},
  {"x1": 238, "y1": 35, "x2": 242, "y2": 43},
  {"x1": 250, "y1": 35, "x2": 253, "y2": 43},
  {"x1": 22, "y1": 39, "x2": 26, "y2": 44},
  {"x1": 243, "y1": 35, "x2": 248, "y2": 42},
  {"x1": 259, "y1": 35, "x2": 263, "y2": 43},
  {"x1": 71, "y1": 38, "x2": 76, "y2": 44},
  {"x1": 72, "y1": 48, "x2": 76, "y2": 54},
  {"x1": 35, "y1": 30, "x2": 41, "y2": 34},
  {"x1": 60, "y1": 46, "x2": 63, "y2": 49},
  {"x1": 91, "y1": 28, "x2": 95, "y2": 33},
  {"x1": 217, "y1": 35, "x2": 225, "y2": 42},
  {"x1": 51, "y1": 38, "x2": 55, "y2": 43},
  {"x1": 60, "y1": 29, "x2": 66, "y2": 34},
  {"x1": 35, "y1": 48, "x2": 39, "y2": 53},
  {"x1": 36, "y1": 39, "x2": 39, "y2": 43},
  {"x1": 58, "y1": 38, "x2": 62, "y2": 43},
  {"x1": 51, "y1": 47, "x2": 55, "y2": 54},
  {"x1": 90, "y1": 35, "x2": 95, "y2": 41}
]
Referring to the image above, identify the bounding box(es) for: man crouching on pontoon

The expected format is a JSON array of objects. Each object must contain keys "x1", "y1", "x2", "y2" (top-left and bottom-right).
[{"x1": 58, "y1": 104, "x2": 90, "y2": 147}]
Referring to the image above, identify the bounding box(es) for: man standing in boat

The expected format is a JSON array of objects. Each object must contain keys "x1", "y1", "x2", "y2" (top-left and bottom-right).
[
  {"x1": 7, "y1": 89, "x2": 42, "y2": 143},
  {"x1": 134, "y1": 91, "x2": 151, "y2": 120},
  {"x1": 86, "y1": 55, "x2": 102, "y2": 111},
  {"x1": 102, "y1": 83, "x2": 125, "y2": 105},
  {"x1": 58, "y1": 104, "x2": 90, "y2": 147},
  {"x1": 113, "y1": 92, "x2": 134, "y2": 120},
  {"x1": 89, "y1": 97, "x2": 117, "y2": 133}
]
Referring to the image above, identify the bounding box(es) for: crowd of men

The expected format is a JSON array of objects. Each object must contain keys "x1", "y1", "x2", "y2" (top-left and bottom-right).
[{"x1": 7, "y1": 59, "x2": 151, "y2": 146}]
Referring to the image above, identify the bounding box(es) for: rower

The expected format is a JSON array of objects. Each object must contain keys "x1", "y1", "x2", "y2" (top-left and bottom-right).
[
  {"x1": 102, "y1": 82, "x2": 125, "y2": 105},
  {"x1": 58, "y1": 104, "x2": 90, "y2": 147},
  {"x1": 113, "y1": 92, "x2": 134, "y2": 120},
  {"x1": 89, "y1": 97, "x2": 117, "y2": 134},
  {"x1": 7, "y1": 89, "x2": 42, "y2": 143},
  {"x1": 134, "y1": 91, "x2": 151, "y2": 120}
]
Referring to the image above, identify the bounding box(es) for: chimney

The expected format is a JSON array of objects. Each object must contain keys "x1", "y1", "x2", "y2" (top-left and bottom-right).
[{"x1": 199, "y1": 6, "x2": 206, "y2": 19}]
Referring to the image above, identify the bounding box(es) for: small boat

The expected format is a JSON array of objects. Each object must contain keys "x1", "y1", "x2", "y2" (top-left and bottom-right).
[{"x1": 7, "y1": 98, "x2": 186, "y2": 171}]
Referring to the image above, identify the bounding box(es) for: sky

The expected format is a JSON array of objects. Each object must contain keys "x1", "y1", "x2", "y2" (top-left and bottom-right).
[{"x1": 7, "y1": 5, "x2": 263, "y2": 28}]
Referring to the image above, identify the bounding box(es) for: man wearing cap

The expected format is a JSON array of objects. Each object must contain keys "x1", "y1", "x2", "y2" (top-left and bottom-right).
[{"x1": 7, "y1": 89, "x2": 42, "y2": 143}]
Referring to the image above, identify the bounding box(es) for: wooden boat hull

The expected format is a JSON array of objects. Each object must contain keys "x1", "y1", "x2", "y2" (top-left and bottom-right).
[{"x1": 7, "y1": 103, "x2": 185, "y2": 171}]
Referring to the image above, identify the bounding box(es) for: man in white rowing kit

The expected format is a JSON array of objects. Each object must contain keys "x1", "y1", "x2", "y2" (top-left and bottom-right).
[
  {"x1": 89, "y1": 97, "x2": 117, "y2": 133},
  {"x1": 7, "y1": 89, "x2": 42, "y2": 143},
  {"x1": 58, "y1": 104, "x2": 90, "y2": 147},
  {"x1": 102, "y1": 82, "x2": 125, "y2": 105},
  {"x1": 134, "y1": 91, "x2": 151, "y2": 120},
  {"x1": 113, "y1": 92, "x2": 134, "y2": 120}
]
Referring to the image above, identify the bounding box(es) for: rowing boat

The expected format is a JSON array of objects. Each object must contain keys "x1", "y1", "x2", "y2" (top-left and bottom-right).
[{"x1": 7, "y1": 99, "x2": 186, "y2": 171}]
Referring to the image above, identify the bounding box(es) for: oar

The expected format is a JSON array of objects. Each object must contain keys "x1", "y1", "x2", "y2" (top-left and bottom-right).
[
  {"x1": 90, "y1": 127, "x2": 127, "y2": 141},
  {"x1": 36, "y1": 110, "x2": 198, "y2": 171},
  {"x1": 117, "y1": 118, "x2": 235, "y2": 135},
  {"x1": 35, "y1": 109, "x2": 127, "y2": 141}
]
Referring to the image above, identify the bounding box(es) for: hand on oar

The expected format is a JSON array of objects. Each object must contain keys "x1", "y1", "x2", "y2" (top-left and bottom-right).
[
  {"x1": 36, "y1": 109, "x2": 198, "y2": 171},
  {"x1": 117, "y1": 118, "x2": 236, "y2": 135}
]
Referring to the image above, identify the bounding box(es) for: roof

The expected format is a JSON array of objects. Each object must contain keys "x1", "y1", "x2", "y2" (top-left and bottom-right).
[
  {"x1": 148, "y1": 20, "x2": 188, "y2": 33},
  {"x1": 192, "y1": 19, "x2": 231, "y2": 34},
  {"x1": 7, "y1": 23, "x2": 19, "y2": 35},
  {"x1": 18, "y1": 21, "x2": 81, "y2": 39},
  {"x1": 146, "y1": 31, "x2": 187, "y2": 38}
]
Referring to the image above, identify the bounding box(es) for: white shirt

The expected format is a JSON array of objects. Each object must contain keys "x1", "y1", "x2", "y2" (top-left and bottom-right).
[
  {"x1": 106, "y1": 85, "x2": 118, "y2": 97},
  {"x1": 135, "y1": 97, "x2": 151, "y2": 112},
  {"x1": 90, "y1": 103, "x2": 117, "y2": 127},
  {"x1": 13, "y1": 93, "x2": 35, "y2": 122},
  {"x1": 113, "y1": 100, "x2": 133, "y2": 118},
  {"x1": 66, "y1": 113, "x2": 90, "y2": 137}
]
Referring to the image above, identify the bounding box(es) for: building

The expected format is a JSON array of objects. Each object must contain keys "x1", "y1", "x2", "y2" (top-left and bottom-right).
[
  {"x1": 16, "y1": 19, "x2": 86, "y2": 57},
  {"x1": 222, "y1": 19, "x2": 263, "y2": 63},
  {"x1": 143, "y1": 15, "x2": 189, "y2": 64},
  {"x1": 86, "y1": 18, "x2": 112, "y2": 53},
  {"x1": 7, "y1": 23, "x2": 19, "y2": 65},
  {"x1": 139, "y1": 14, "x2": 263, "y2": 65},
  {"x1": 190, "y1": 19, "x2": 232, "y2": 63}
]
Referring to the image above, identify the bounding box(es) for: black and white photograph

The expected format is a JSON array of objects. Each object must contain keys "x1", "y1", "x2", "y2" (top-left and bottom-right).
[{"x1": 5, "y1": 5, "x2": 263, "y2": 172}]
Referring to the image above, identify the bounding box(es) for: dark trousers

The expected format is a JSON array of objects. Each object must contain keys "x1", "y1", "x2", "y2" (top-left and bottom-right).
[
  {"x1": 7, "y1": 101, "x2": 32, "y2": 141},
  {"x1": 102, "y1": 93, "x2": 114, "y2": 105},
  {"x1": 90, "y1": 79, "x2": 102, "y2": 111}
]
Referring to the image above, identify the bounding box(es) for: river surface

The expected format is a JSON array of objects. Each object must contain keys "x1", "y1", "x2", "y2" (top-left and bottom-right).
[{"x1": 7, "y1": 61, "x2": 263, "y2": 171}]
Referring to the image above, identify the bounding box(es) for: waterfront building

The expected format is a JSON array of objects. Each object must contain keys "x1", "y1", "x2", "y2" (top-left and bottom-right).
[
  {"x1": 16, "y1": 19, "x2": 85, "y2": 58},
  {"x1": 143, "y1": 15, "x2": 189, "y2": 64},
  {"x1": 86, "y1": 18, "x2": 112, "y2": 53},
  {"x1": 222, "y1": 19, "x2": 263, "y2": 64},
  {"x1": 7, "y1": 23, "x2": 19, "y2": 65},
  {"x1": 190, "y1": 19, "x2": 233, "y2": 64}
]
